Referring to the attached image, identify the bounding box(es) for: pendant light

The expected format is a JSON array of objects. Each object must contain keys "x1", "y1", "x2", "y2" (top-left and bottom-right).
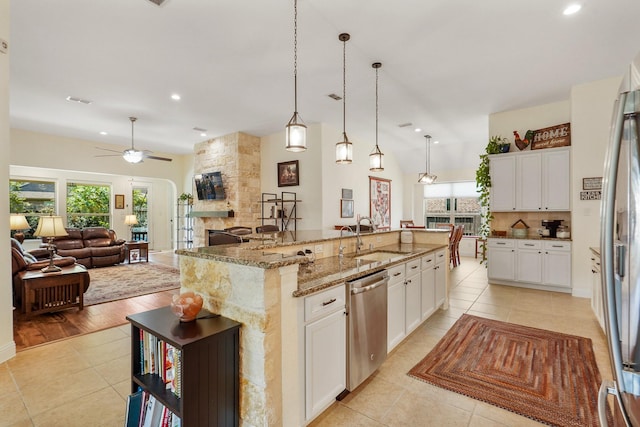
[
  {"x1": 285, "y1": 0, "x2": 307, "y2": 152},
  {"x1": 418, "y1": 134, "x2": 437, "y2": 184},
  {"x1": 335, "y1": 33, "x2": 352, "y2": 164},
  {"x1": 369, "y1": 62, "x2": 384, "y2": 171}
]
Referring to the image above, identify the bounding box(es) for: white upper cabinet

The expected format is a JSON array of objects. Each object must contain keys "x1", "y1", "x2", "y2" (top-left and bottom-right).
[
  {"x1": 491, "y1": 147, "x2": 570, "y2": 212},
  {"x1": 490, "y1": 156, "x2": 516, "y2": 211}
]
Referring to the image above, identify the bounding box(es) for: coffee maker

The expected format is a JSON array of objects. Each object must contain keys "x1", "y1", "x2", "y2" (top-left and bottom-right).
[{"x1": 541, "y1": 219, "x2": 563, "y2": 238}]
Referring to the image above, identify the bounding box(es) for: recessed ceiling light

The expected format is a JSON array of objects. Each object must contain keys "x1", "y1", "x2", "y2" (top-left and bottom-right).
[
  {"x1": 171, "y1": 93, "x2": 181, "y2": 101},
  {"x1": 99, "y1": 131, "x2": 108, "y2": 135},
  {"x1": 65, "y1": 96, "x2": 92, "y2": 105},
  {"x1": 414, "y1": 128, "x2": 422, "y2": 132},
  {"x1": 563, "y1": 4, "x2": 581, "y2": 15},
  {"x1": 200, "y1": 133, "x2": 207, "y2": 137},
  {"x1": 434, "y1": 140, "x2": 440, "y2": 144}
]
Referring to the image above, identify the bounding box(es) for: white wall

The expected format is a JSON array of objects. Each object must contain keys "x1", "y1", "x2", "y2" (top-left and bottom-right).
[
  {"x1": 570, "y1": 76, "x2": 621, "y2": 297},
  {"x1": 260, "y1": 122, "x2": 405, "y2": 230},
  {"x1": 1, "y1": 0, "x2": 16, "y2": 364}
]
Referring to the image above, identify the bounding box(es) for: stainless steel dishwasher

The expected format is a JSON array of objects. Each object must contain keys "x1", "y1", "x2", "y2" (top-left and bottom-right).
[{"x1": 346, "y1": 269, "x2": 389, "y2": 392}]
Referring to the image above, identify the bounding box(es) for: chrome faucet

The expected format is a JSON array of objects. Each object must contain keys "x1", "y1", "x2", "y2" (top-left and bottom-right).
[
  {"x1": 338, "y1": 226, "x2": 354, "y2": 259},
  {"x1": 356, "y1": 215, "x2": 376, "y2": 254}
]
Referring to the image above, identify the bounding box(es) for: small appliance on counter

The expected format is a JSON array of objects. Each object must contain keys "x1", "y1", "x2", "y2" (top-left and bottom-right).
[{"x1": 541, "y1": 219, "x2": 563, "y2": 238}]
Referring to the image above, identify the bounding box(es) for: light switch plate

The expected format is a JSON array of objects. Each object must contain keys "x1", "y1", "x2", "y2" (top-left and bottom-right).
[{"x1": 0, "y1": 38, "x2": 7, "y2": 54}]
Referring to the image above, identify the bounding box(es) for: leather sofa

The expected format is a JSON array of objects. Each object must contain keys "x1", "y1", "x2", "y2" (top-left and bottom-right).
[
  {"x1": 51, "y1": 227, "x2": 126, "y2": 268},
  {"x1": 10, "y1": 237, "x2": 89, "y2": 307}
]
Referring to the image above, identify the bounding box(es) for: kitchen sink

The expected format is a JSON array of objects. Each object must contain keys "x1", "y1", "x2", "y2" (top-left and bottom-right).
[{"x1": 353, "y1": 251, "x2": 402, "y2": 262}]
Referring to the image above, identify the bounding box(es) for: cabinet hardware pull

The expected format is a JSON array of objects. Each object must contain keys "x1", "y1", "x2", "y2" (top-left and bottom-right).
[
  {"x1": 393, "y1": 272, "x2": 402, "y2": 277},
  {"x1": 497, "y1": 242, "x2": 506, "y2": 245},
  {"x1": 411, "y1": 265, "x2": 418, "y2": 269},
  {"x1": 552, "y1": 245, "x2": 563, "y2": 248},
  {"x1": 524, "y1": 244, "x2": 534, "y2": 246},
  {"x1": 322, "y1": 298, "x2": 337, "y2": 306},
  {"x1": 405, "y1": 279, "x2": 411, "y2": 284}
]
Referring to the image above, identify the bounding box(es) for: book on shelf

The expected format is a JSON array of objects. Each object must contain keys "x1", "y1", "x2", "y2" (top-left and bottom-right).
[
  {"x1": 124, "y1": 390, "x2": 143, "y2": 427},
  {"x1": 136, "y1": 391, "x2": 181, "y2": 427},
  {"x1": 137, "y1": 332, "x2": 182, "y2": 399}
]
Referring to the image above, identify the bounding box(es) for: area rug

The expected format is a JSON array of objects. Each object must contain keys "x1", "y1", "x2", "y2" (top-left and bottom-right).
[
  {"x1": 83, "y1": 262, "x2": 181, "y2": 306},
  {"x1": 408, "y1": 314, "x2": 612, "y2": 427}
]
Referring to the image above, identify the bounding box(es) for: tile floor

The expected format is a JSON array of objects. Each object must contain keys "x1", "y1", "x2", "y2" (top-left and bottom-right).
[{"x1": 1, "y1": 257, "x2": 610, "y2": 426}]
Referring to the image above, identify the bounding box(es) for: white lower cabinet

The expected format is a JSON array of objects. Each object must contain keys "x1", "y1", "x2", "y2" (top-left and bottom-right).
[
  {"x1": 421, "y1": 253, "x2": 436, "y2": 320},
  {"x1": 488, "y1": 238, "x2": 572, "y2": 291},
  {"x1": 387, "y1": 263, "x2": 407, "y2": 352},
  {"x1": 405, "y1": 259, "x2": 422, "y2": 335},
  {"x1": 434, "y1": 249, "x2": 446, "y2": 307},
  {"x1": 304, "y1": 285, "x2": 346, "y2": 422},
  {"x1": 590, "y1": 251, "x2": 605, "y2": 332}
]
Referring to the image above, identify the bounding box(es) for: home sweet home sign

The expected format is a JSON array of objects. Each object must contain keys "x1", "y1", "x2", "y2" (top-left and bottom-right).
[{"x1": 531, "y1": 123, "x2": 571, "y2": 150}]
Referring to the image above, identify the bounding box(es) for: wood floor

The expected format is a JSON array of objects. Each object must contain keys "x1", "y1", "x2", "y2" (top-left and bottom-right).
[{"x1": 13, "y1": 251, "x2": 181, "y2": 351}]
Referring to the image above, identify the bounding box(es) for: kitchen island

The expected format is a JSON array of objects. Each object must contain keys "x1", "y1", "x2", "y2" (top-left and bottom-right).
[{"x1": 175, "y1": 228, "x2": 448, "y2": 426}]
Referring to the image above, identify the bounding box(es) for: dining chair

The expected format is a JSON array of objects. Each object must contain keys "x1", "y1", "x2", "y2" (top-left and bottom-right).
[
  {"x1": 399, "y1": 220, "x2": 414, "y2": 228},
  {"x1": 208, "y1": 231, "x2": 243, "y2": 246}
]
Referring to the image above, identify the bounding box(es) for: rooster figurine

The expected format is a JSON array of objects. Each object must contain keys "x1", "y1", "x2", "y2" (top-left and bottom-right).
[{"x1": 513, "y1": 130, "x2": 534, "y2": 151}]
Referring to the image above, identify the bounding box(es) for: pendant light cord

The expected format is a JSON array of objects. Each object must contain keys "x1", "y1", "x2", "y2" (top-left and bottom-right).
[
  {"x1": 342, "y1": 35, "x2": 346, "y2": 140},
  {"x1": 293, "y1": 0, "x2": 298, "y2": 113},
  {"x1": 375, "y1": 66, "x2": 379, "y2": 148}
]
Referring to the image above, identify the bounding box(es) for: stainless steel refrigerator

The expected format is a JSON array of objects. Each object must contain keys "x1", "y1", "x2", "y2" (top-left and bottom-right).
[{"x1": 599, "y1": 52, "x2": 640, "y2": 426}]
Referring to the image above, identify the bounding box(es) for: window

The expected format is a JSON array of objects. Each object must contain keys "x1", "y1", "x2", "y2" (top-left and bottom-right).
[
  {"x1": 66, "y1": 182, "x2": 111, "y2": 228},
  {"x1": 9, "y1": 179, "x2": 56, "y2": 240},
  {"x1": 424, "y1": 181, "x2": 481, "y2": 236}
]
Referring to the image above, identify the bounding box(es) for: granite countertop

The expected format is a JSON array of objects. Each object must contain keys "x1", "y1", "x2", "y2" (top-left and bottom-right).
[
  {"x1": 488, "y1": 235, "x2": 572, "y2": 242},
  {"x1": 293, "y1": 242, "x2": 447, "y2": 297}
]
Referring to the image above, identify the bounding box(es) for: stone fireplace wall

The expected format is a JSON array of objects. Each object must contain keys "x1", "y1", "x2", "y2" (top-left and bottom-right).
[{"x1": 192, "y1": 132, "x2": 261, "y2": 247}]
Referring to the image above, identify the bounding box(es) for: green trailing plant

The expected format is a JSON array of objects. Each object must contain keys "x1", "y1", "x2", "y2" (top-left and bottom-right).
[
  {"x1": 179, "y1": 193, "x2": 193, "y2": 204},
  {"x1": 475, "y1": 135, "x2": 509, "y2": 263}
]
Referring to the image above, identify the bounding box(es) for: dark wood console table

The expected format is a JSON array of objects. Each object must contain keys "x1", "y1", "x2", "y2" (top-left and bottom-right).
[{"x1": 20, "y1": 265, "x2": 89, "y2": 317}]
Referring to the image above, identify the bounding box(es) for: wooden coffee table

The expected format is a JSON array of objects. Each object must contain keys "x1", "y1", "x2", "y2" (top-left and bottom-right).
[
  {"x1": 125, "y1": 241, "x2": 149, "y2": 263},
  {"x1": 20, "y1": 265, "x2": 90, "y2": 317}
]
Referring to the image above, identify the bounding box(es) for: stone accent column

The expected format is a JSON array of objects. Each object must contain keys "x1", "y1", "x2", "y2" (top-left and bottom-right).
[{"x1": 193, "y1": 132, "x2": 261, "y2": 246}]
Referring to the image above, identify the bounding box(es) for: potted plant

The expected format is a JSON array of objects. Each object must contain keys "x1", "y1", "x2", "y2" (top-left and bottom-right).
[
  {"x1": 475, "y1": 135, "x2": 508, "y2": 263},
  {"x1": 179, "y1": 193, "x2": 193, "y2": 205}
]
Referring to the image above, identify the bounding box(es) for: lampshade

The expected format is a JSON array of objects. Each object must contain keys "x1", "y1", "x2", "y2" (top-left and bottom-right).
[
  {"x1": 34, "y1": 216, "x2": 68, "y2": 238},
  {"x1": 124, "y1": 215, "x2": 139, "y2": 226},
  {"x1": 285, "y1": 0, "x2": 307, "y2": 152},
  {"x1": 10, "y1": 214, "x2": 29, "y2": 230}
]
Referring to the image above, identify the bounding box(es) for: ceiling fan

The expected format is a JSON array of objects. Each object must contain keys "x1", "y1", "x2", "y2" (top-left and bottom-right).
[{"x1": 95, "y1": 117, "x2": 172, "y2": 163}]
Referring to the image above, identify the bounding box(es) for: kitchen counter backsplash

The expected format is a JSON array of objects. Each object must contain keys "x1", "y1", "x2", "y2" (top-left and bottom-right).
[
  {"x1": 491, "y1": 211, "x2": 571, "y2": 238},
  {"x1": 488, "y1": 234, "x2": 571, "y2": 241}
]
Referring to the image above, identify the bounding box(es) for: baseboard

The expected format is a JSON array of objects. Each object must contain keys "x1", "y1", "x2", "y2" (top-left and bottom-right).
[
  {"x1": 571, "y1": 287, "x2": 591, "y2": 299},
  {"x1": 0, "y1": 339, "x2": 16, "y2": 364}
]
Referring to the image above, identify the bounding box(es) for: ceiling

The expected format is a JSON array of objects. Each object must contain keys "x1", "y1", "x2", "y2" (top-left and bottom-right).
[{"x1": 9, "y1": 0, "x2": 640, "y2": 174}]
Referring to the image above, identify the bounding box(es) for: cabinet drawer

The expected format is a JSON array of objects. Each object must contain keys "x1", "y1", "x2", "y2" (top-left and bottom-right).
[
  {"x1": 305, "y1": 284, "x2": 346, "y2": 323},
  {"x1": 421, "y1": 253, "x2": 435, "y2": 270},
  {"x1": 517, "y1": 240, "x2": 542, "y2": 250},
  {"x1": 406, "y1": 259, "x2": 421, "y2": 276},
  {"x1": 435, "y1": 249, "x2": 446, "y2": 264},
  {"x1": 488, "y1": 238, "x2": 515, "y2": 248},
  {"x1": 387, "y1": 264, "x2": 405, "y2": 286},
  {"x1": 544, "y1": 241, "x2": 571, "y2": 251}
]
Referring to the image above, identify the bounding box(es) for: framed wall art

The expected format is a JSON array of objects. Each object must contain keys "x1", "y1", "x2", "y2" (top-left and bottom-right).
[
  {"x1": 115, "y1": 194, "x2": 125, "y2": 209},
  {"x1": 341, "y1": 199, "x2": 354, "y2": 218},
  {"x1": 369, "y1": 176, "x2": 391, "y2": 230},
  {"x1": 278, "y1": 160, "x2": 299, "y2": 187},
  {"x1": 582, "y1": 177, "x2": 602, "y2": 191}
]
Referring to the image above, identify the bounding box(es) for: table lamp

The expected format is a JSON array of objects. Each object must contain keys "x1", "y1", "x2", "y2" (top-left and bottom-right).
[
  {"x1": 10, "y1": 214, "x2": 30, "y2": 244},
  {"x1": 125, "y1": 214, "x2": 138, "y2": 241},
  {"x1": 34, "y1": 215, "x2": 68, "y2": 273}
]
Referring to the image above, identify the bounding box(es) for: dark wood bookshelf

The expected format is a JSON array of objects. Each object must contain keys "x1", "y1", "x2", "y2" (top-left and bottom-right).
[{"x1": 127, "y1": 306, "x2": 241, "y2": 426}]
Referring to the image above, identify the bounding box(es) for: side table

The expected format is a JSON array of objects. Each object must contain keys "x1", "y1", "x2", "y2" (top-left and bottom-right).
[
  {"x1": 125, "y1": 241, "x2": 149, "y2": 263},
  {"x1": 20, "y1": 265, "x2": 89, "y2": 317}
]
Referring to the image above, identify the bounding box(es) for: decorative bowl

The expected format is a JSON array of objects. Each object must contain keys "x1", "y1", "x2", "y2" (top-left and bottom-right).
[
  {"x1": 499, "y1": 143, "x2": 511, "y2": 153},
  {"x1": 170, "y1": 292, "x2": 204, "y2": 322}
]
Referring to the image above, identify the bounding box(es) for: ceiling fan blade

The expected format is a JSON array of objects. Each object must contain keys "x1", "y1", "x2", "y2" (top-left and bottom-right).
[
  {"x1": 95, "y1": 146, "x2": 123, "y2": 154},
  {"x1": 145, "y1": 154, "x2": 173, "y2": 162},
  {"x1": 94, "y1": 154, "x2": 123, "y2": 158}
]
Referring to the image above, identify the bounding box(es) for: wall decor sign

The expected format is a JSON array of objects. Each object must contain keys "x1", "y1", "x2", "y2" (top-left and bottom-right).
[
  {"x1": 582, "y1": 177, "x2": 602, "y2": 191},
  {"x1": 369, "y1": 176, "x2": 391, "y2": 230},
  {"x1": 580, "y1": 191, "x2": 601, "y2": 200},
  {"x1": 277, "y1": 160, "x2": 299, "y2": 187},
  {"x1": 341, "y1": 199, "x2": 354, "y2": 218},
  {"x1": 342, "y1": 188, "x2": 353, "y2": 199},
  {"x1": 115, "y1": 194, "x2": 125, "y2": 209},
  {"x1": 531, "y1": 123, "x2": 571, "y2": 150}
]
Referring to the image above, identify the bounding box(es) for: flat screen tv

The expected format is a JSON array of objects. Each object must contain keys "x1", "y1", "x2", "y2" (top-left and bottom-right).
[{"x1": 194, "y1": 172, "x2": 226, "y2": 200}]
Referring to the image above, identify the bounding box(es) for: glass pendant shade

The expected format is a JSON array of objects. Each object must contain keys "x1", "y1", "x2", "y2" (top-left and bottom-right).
[
  {"x1": 336, "y1": 135, "x2": 353, "y2": 164},
  {"x1": 369, "y1": 145, "x2": 384, "y2": 171},
  {"x1": 418, "y1": 172, "x2": 437, "y2": 184},
  {"x1": 285, "y1": 112, "x2": 307, "y2": 152},
  {"x1": 123, "y1": 149, "x2": 144, "y2": 163}
]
